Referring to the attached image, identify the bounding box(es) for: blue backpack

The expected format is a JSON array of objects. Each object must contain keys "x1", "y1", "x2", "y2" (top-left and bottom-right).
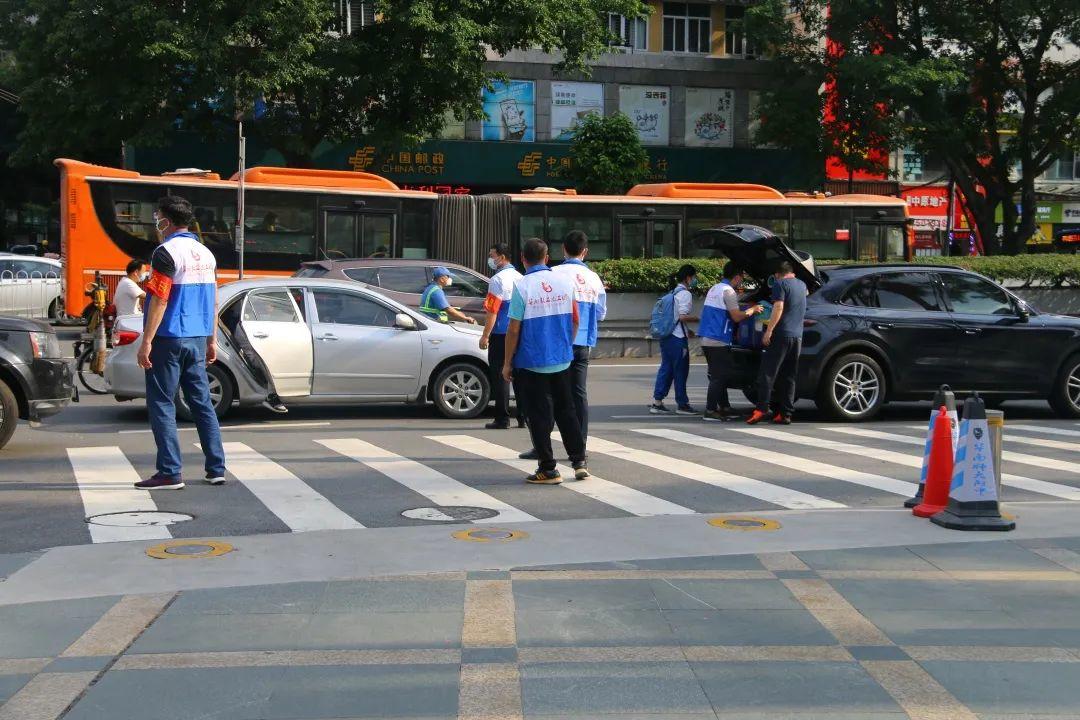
[{"x1": 649, "y1": 289, "x2": 678, "y2": 339}]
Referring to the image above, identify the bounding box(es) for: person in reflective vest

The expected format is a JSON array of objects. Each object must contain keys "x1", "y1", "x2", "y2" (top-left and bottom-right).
[{"x1": 419, "y1": 267, "x2": 477, "y2": 324}]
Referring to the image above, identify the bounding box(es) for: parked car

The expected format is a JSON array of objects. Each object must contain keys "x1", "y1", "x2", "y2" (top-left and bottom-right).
[
  {"x1": 295, "y1": 259, "x2": 489, "y2": 321},
  {"x1": 0, "y1": 253, "x2": 63, "y2": 320},
  {"x1": 696, "y1": 225, "x2": 1080, "y2": 421},
  {"x1": 105, "y1": 278, "x2": 492, "y2": 420},
  {"x1": 0, "y1": 315, "x2": 74, "y2": 449}
]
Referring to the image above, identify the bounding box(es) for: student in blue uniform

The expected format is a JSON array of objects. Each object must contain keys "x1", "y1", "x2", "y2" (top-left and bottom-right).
[{"x1": 418, "y1": 267, "x2": 477, "y2": 324}]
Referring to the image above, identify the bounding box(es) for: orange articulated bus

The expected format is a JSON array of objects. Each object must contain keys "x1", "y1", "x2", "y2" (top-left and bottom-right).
[{"x1": 57, "y1": 158, "x2": 911, "y2": 317}]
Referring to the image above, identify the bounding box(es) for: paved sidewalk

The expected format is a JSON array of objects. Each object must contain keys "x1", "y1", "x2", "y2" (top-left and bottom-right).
[{"x1": 2, "y1": 536, "x2": 1080, "y2": 719}]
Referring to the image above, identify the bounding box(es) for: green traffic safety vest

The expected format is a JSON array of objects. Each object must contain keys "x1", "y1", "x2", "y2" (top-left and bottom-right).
[{"x1": 419, "y1": 284, "x2": 449, "y2": 323}]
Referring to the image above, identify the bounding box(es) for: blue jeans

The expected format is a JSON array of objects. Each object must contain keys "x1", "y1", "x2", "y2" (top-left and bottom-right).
[
  {"x1": 653, "y1": 334, "x2": 690, "y2": 407},
  {"x1": 145, "y1": 336, "x2": 226, "y2": 479}
]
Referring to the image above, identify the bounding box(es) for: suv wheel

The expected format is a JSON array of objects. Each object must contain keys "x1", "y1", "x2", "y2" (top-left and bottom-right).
[
  {"x1": 1049, "y1": 354, "x2": 1080, "y2": 419},
  {"x1": 817, "y1": 352, "x2": 887, "y2": 422},
  {"x1": 176, "y1": 364, "x2": 234, "y2": 421},
  {"x1": 432, "y1": 363, "x2": 489, "y2": 419},
  {"x1": 0, "y1": 378, "x2": 17, "y2": 450}
]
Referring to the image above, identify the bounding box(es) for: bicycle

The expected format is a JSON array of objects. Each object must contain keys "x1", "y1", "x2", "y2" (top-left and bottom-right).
[{"x1": 73, "y1": 273, "x2": 113, "y2": 395}]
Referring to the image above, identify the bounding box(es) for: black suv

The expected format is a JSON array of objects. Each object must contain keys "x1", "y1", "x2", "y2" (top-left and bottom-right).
[
  {"x1": 698, "y1": 226, "x2": 1080, "y2": 421},
  {"x1": 0, "y1": 316, "x2": 74, "y2": 449}
]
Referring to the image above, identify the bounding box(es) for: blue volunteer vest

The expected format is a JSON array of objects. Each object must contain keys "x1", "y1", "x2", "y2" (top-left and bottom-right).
[{"x1": 698, "y1": 280, "x2": 736, "y2": 344}]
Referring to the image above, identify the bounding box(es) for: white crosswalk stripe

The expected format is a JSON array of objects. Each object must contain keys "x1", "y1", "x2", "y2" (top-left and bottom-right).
[
  {"x1": 1007, "y1": 424, "x2": 1080, "y2": 440},
  {"x1": 217, "y1": 442, "x2": 365, "y2": 532},
  {"x1": 317, "y1": 438, "x2": 538, "y2": 523},
  {"x1": 635, "y1": 428, "x2": 916, "y2": 497},
  {"x1": 737, "y1": 427, "x2": 1080, "y2": 502},
  {"x1": 66, "y1": 447, "x2": 172, "y2": 544},
  {"x1": 432, "y1": 434, "x2": 695, "y2": 517},
  {"x1": 830, "y1": 426, "x2": 1080, "y2": 478},
  {"x1": 585, "y1": 434, "x2": 846, "y2": 510},
  {"x1": 907, "y1": 425, "x2": 1080, "y2": 454}
]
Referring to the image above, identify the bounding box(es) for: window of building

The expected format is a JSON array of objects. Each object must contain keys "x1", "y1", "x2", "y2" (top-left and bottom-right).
[
  {"x1": 608, "y1": 13, "x2": 648, "y2": 51},
  {"x1": 663, "y1": 3, "x2": 711, "y2": 54},
  {"x1": 1046, "y1": 150, "x2": 1080, "y2": 181},
  {"x1": 335, "y1": 0, "x2": 374, "y2": 35},
  {"x1": 724, "y1": 5, "x2": 757, "y2": 57}
]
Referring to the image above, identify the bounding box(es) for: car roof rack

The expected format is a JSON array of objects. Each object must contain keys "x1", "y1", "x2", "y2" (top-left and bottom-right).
[{"x1": 819, "y1": 262, "x2": 964, "y2": 271}]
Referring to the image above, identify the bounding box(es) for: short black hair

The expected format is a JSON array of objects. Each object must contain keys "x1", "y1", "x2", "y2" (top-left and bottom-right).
[
  {"x1": 722, "y1": 261, "x2": 741, "y2": 279},
  {"x1": 125, "y1": 259, "x2": 146, "y2": 275},
  {"x1": 676, "y1": 263, "x2": 697, "y2": 282},
  {"x1": 490, "y1": 242, "x2": 511, "y2": 259},
  {"x1": 777, "y1": 260, "x2": 794, "y2": 275},
  {"x1": 522, "y1": 237, "x2": 548, "y2": 265},
  {"x1": 157, "y1": 195, "x2": 194, "y2": 227},
  {"x1": 563, "y1": 230, "x2": 588, "y2": 257}
]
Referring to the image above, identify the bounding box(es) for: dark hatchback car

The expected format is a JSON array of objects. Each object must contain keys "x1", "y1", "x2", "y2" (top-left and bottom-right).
[
  {"x1": 698, "y1": 225, "x2": 1080, "y2": 421},
  {"x1": 295, "y1": 259, "x2": 489, "y2": 322},
  {"x1": 0, "y1": 316, "x2": 74, "y2": 449}
]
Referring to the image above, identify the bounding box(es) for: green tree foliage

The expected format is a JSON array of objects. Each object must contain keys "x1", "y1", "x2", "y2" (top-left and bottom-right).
[
  {"x1": 748, "y1": 0, "x2": 1080, "y2": 255},
  {"x1": 568, "y1": 111, "x2": 648, "y2": 194},
  {"x1": 0, "y1": 0, "x2": 647, "y2": 167}
]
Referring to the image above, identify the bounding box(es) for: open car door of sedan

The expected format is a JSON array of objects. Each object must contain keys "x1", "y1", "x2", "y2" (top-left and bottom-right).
[{"x1": 238, "y1": 289, "x2": 313, "y2": 398}]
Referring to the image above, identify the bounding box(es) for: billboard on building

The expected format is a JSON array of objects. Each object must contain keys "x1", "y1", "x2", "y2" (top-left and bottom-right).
[
  {"x1": 481, "y1": 80, "x2": 535, "y2": 142},
  {"x1": 685, "y1": 88, "x2": 735, "y2": 147},
  {"x1": 618, "y1": 85, "x2": 670, "y2": 145},
  {"x1": 550, "y1": 82, "x2": 604, "y2": 141}
]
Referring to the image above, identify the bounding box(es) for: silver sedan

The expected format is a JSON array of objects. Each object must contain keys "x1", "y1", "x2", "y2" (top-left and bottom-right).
[{"x1": 105, "y1": 278, "x2": 492, "y2": 420}]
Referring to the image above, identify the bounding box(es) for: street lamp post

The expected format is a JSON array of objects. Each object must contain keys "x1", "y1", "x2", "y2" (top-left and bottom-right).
[{"x1": 237, "y1": 121, "x2": 246, "y2": 280}]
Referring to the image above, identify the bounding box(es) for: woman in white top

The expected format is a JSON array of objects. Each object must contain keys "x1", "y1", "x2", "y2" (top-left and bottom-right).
[
  {"x1": 113, "y1": 259, "x2": 147, "y2": 316},
  {"x1": 650, "y1": 264, "x2": 699, "y2": 415}
]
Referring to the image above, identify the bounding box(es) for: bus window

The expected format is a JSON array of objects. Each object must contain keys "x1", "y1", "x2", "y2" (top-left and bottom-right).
[
  {"x1": 739, "y1": 206, "x2": 790, "y2": 238},
  {"x1": 547, "y1": 207, "x2": 614, "y2": 261},
  {"x1": 518, "y1": 208, "x2": 545, "y2": 247},
  {"x1": 686, "y1": 206, "x2": 737, "y2": 258},
  {"x1": 180, "y1": 186, "x2": 237, "y2": 260},
  {"x1": 790, "y1": 207, "x2": 853, "y2": 260},
  {"x1": 402, "y1": 201, "x2": 432, "y2": 259},
  {"x1": 87, "y1": 180, "x2": 165, "y2": 260},
  {"x1": 245, "y1": 191, "x2": 316, "y2": 257},
  {"x1": 885, "y1": 225, "x2": 906, "y2": 260},
  {"x1": 652, "y1": 218, "x2": 679, "y2": 257}
]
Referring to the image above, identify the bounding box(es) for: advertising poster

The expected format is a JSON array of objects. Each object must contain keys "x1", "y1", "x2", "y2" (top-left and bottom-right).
[
  {"x1": 550, "y1": 82, "x2": 604, "y2": 140},
  {"x1": 618, "y1": 85, "x2": 670, "y2": 145},
  {"x1": 685, "y1": 88, "x2": 735, "y2": 147},
  {"x1": 481, "y1": 80, "x2": 535, "y2": 142}
]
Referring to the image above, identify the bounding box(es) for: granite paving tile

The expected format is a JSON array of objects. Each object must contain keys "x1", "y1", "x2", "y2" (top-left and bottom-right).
[
  {"x1": 514, "y1": 580, "x2": 658, "y2": 613},
  {"x1": 166, "y1": 582, "x2": 329, "y2": 615},
  {"x1": 0, "y1": 674, "x2": 33, "y2": 704},
  {"x1": 909, "y1": 542, "x2": 1069, "y2": 572},
  {"x1": 521, "y1": 661, "x2": 712, "y2": 715},
  {"x1": 127, "y1": 613, "x2": 310, "y2": 654},
  {"x1": 297, "y1": 611, "x2": 463, "y2": 650},
  {"x1": 922, "y1": 661, "x2": 1080, "y2": 715},
  {"x1": 827, "y1": 579, "x2": 1000, "y2": 611},
  {"x1": 795, "y1": 546, "x2": 936, "y2": 571},
  {"x1": 516, "y1": 610, "x2": 676, "y2": 647},
  {"x1": 649, "y1": 579, "x2": 801, "y2": 611},
  {"x1": 664, "y1": 609, "x2": 837, "y2": 646},
  {"x1": 0, "y1": 597, "x2": 119, "y2": 659},
  {"x1": 319, "y1": 579, "x2": 466, "y2": 614}
]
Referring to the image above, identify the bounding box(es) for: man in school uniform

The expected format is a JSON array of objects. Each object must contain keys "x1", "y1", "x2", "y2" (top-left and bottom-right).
[{"x1": 502, "y1": 238, "x2": 587, "y2": 485}]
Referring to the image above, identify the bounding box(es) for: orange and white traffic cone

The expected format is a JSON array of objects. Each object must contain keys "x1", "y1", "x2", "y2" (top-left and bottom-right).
[{"x1": 913, "y1": 406, "x2": 953, "y2": 518}]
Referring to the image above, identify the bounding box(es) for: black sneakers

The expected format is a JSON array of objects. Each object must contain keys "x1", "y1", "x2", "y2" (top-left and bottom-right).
[
  {"x1": 519, "y1": 448, "x2": 539, "y2": 460},
  {"x1": 485, "y1": 420, "x2": 511, "y2": 430},
  {"x1": 526, "y1": 469, "x2": 562, "y2": 485},
  {"x1": 134, "y1": 473, "x2": 184, "y2": 490}
]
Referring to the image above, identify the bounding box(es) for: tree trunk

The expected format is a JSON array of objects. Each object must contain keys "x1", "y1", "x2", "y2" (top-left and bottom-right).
[
  {"x1": 1000, "y1": 194, "x2": 1021, "y2": 255},
  {"x1": 949, "y1": 162, "x2": 1001, "y2": 256},
  {"x1": 1010, "y1": 164, "x2": 1038, "y2": 255}
]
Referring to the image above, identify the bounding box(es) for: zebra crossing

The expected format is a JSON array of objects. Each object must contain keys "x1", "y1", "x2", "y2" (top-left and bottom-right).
[{"x1": 62, "y1": 422, "x2": 1080, "y2": 545}]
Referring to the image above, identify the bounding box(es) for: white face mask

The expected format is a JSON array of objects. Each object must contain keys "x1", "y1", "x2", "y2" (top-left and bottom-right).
[
  {"x1": 139, "y1": 271, "x2": 150, "y2": 282},
  {"x1": 487, "y1": 257, "x2": 498, "y2": 271},
  {"x1": 443, "y1": 278, "x2": 453, "y2": 288}
]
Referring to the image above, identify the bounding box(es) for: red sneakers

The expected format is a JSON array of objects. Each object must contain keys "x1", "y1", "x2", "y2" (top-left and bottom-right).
[
  {"x1": 771, "y1": 413, "x2": 792, "y2": 425},
  {"x1": 746, "y1": 409, "x2": 768, "y2": 425}
]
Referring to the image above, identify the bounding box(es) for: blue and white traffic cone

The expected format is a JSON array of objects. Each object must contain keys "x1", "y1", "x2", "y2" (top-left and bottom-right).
[
  {"x1": 905, "y1": 385, "x2": 958, "y2": 508},
  {"x1": 931, "y1": 394, "x2": 1015, "y2": 531}
]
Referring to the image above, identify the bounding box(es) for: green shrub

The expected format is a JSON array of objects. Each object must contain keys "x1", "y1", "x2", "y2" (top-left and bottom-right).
[{"x1": 592, "y1": 255, "x2": 1080, "y2": 293}]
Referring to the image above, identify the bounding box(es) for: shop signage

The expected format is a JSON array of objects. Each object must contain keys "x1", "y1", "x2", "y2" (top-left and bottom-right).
[
  {"x1": 619, "y1": 85, "x2": 670, "y2": 145},
  {"x1": 550, "y1": 82, "x2": 604, "y2": 141},
  {"x1": 685, "y1": 88, "x2": 735, "y2": 148},
  {"x1": 481, "y1": 80, "x2": 535, "y2": 142}
]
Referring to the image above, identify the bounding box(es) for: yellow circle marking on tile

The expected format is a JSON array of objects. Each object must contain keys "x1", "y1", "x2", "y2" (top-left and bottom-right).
[
  {"x1": 707, "y1": 516, "x2": 781, "y2": 531},
  {"x1": 145, "y1": 539, "x2": 235, "y2": 560},
  {"x1": 451, "y1": 528, "x2": 529, "y2": 543}
]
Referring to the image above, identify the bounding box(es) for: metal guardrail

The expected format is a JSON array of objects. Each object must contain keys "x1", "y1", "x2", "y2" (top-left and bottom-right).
[{"x1": 0, "y1": 269, "x2": 63, "y2": 319}]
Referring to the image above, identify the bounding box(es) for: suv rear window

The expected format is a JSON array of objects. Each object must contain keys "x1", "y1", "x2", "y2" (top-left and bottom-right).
[
  {"x1": 377, "y1": 266, "x2": 429, "y2": 293},
  {"x1": 874, "y1": 272, "x2": 942, "y2": 311},
  {"x1": 294, "y1": 266, "x2": 327, "y2": 278},
  {"x1": 343, "y1": 267, "x2": 379, "y2": 285}
]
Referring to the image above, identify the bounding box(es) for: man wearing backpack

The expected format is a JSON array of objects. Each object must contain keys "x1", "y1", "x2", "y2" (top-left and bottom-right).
[{"x1": 649, "y1": 264, "x2": 698, "y2": 415}]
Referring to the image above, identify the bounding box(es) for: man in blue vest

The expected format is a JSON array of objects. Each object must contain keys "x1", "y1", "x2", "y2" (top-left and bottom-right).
[
  {"x1": 480, "y1": 243, "x2": 523, "y2": 429},
  {"x1": 134, "y1": 195, "x2": 227, "y2": 490},
  {"x1": 503, "y1": 238, "x2": 587, "y2": 484},
  {"x1": 419, "y1": 267, "x2": 477, "y2": 324},
  {"x1": 699, "y1": 262, "x2": 762, "y2": 421}
]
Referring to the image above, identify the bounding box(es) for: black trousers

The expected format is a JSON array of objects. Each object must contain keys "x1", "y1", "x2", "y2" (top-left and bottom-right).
[
  {"x1": 569, "y1": 345, "x2": 591, "y2": 440},
  {"x1": 516, "y1": 368, "x2": 586, "y2": 473},
  {"x1": 703, "y1": 345, "x2": 734, "y2": 412},
  {"x1": 487, "y1": 334, "x2": 511, "y2": 423},
  {"x1": 757, "y1": 336, "x2": 801, "y2": 415}
]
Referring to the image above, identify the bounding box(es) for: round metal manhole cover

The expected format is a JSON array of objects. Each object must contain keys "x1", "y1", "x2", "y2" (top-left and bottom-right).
[
  {"x1": 87, "y1": 511, "x2": 193, "y2": 528},
  {"x1": 145, "y1": 539, "x2": 235, "y2": 560},
  {"x1": 707, "y1": 516, "x2": 782, "y2": 532},
  {"x1": 401, "y1": 506, "x2": 500, "y2": 522},
  {"x1": 451, "y1": 527, "x2": 529, "y2": 543}
]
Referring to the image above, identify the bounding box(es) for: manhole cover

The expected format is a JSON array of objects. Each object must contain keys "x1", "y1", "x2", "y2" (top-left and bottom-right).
[
  {"x1": 146, "y1": 539, "x2": 234, "y2": 560},
  {"x1": 707, "y1": 516, "x2": 781, "y2": 531},
  {"x1": 88, "y1": 511, "x2": 193, "y2": 527},
  {"x1": 402, "y1": 506, "x2": 500, "y2": 522},
  {"x1": 451, "y1": 528, "x2": 529, "y2": 543}
]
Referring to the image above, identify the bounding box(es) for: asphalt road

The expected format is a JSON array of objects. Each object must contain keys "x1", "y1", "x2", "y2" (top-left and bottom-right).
[{"x1": 1, "y1": 362, "x2": 1077, "y2": 553}]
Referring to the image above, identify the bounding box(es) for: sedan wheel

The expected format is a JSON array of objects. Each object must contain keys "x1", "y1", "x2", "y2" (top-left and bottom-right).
[
  {"x1": 432, "y1": 363, "x2": 490, "y2": 419},
  {"x1": 817, "y1": 352, "x2": 887, "y2": 422},
  {"x1": 176, "y1": 364, "x2": 234, "y2": 421},
  {"x1": 1049, "y1": 354, "x2": 1080, "y2": 419}
]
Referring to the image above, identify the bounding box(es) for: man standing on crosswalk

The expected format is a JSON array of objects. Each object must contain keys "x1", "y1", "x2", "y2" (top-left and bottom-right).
[
  {"x1": 134, "y1": 195, "x2": 227, "y2": 490},
  {"x1": 502, "y1": 238, "x2": 588, "y2": 484},
  {"x1": 479, "y1": 243, "x2": 523, "y2": 429}
]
